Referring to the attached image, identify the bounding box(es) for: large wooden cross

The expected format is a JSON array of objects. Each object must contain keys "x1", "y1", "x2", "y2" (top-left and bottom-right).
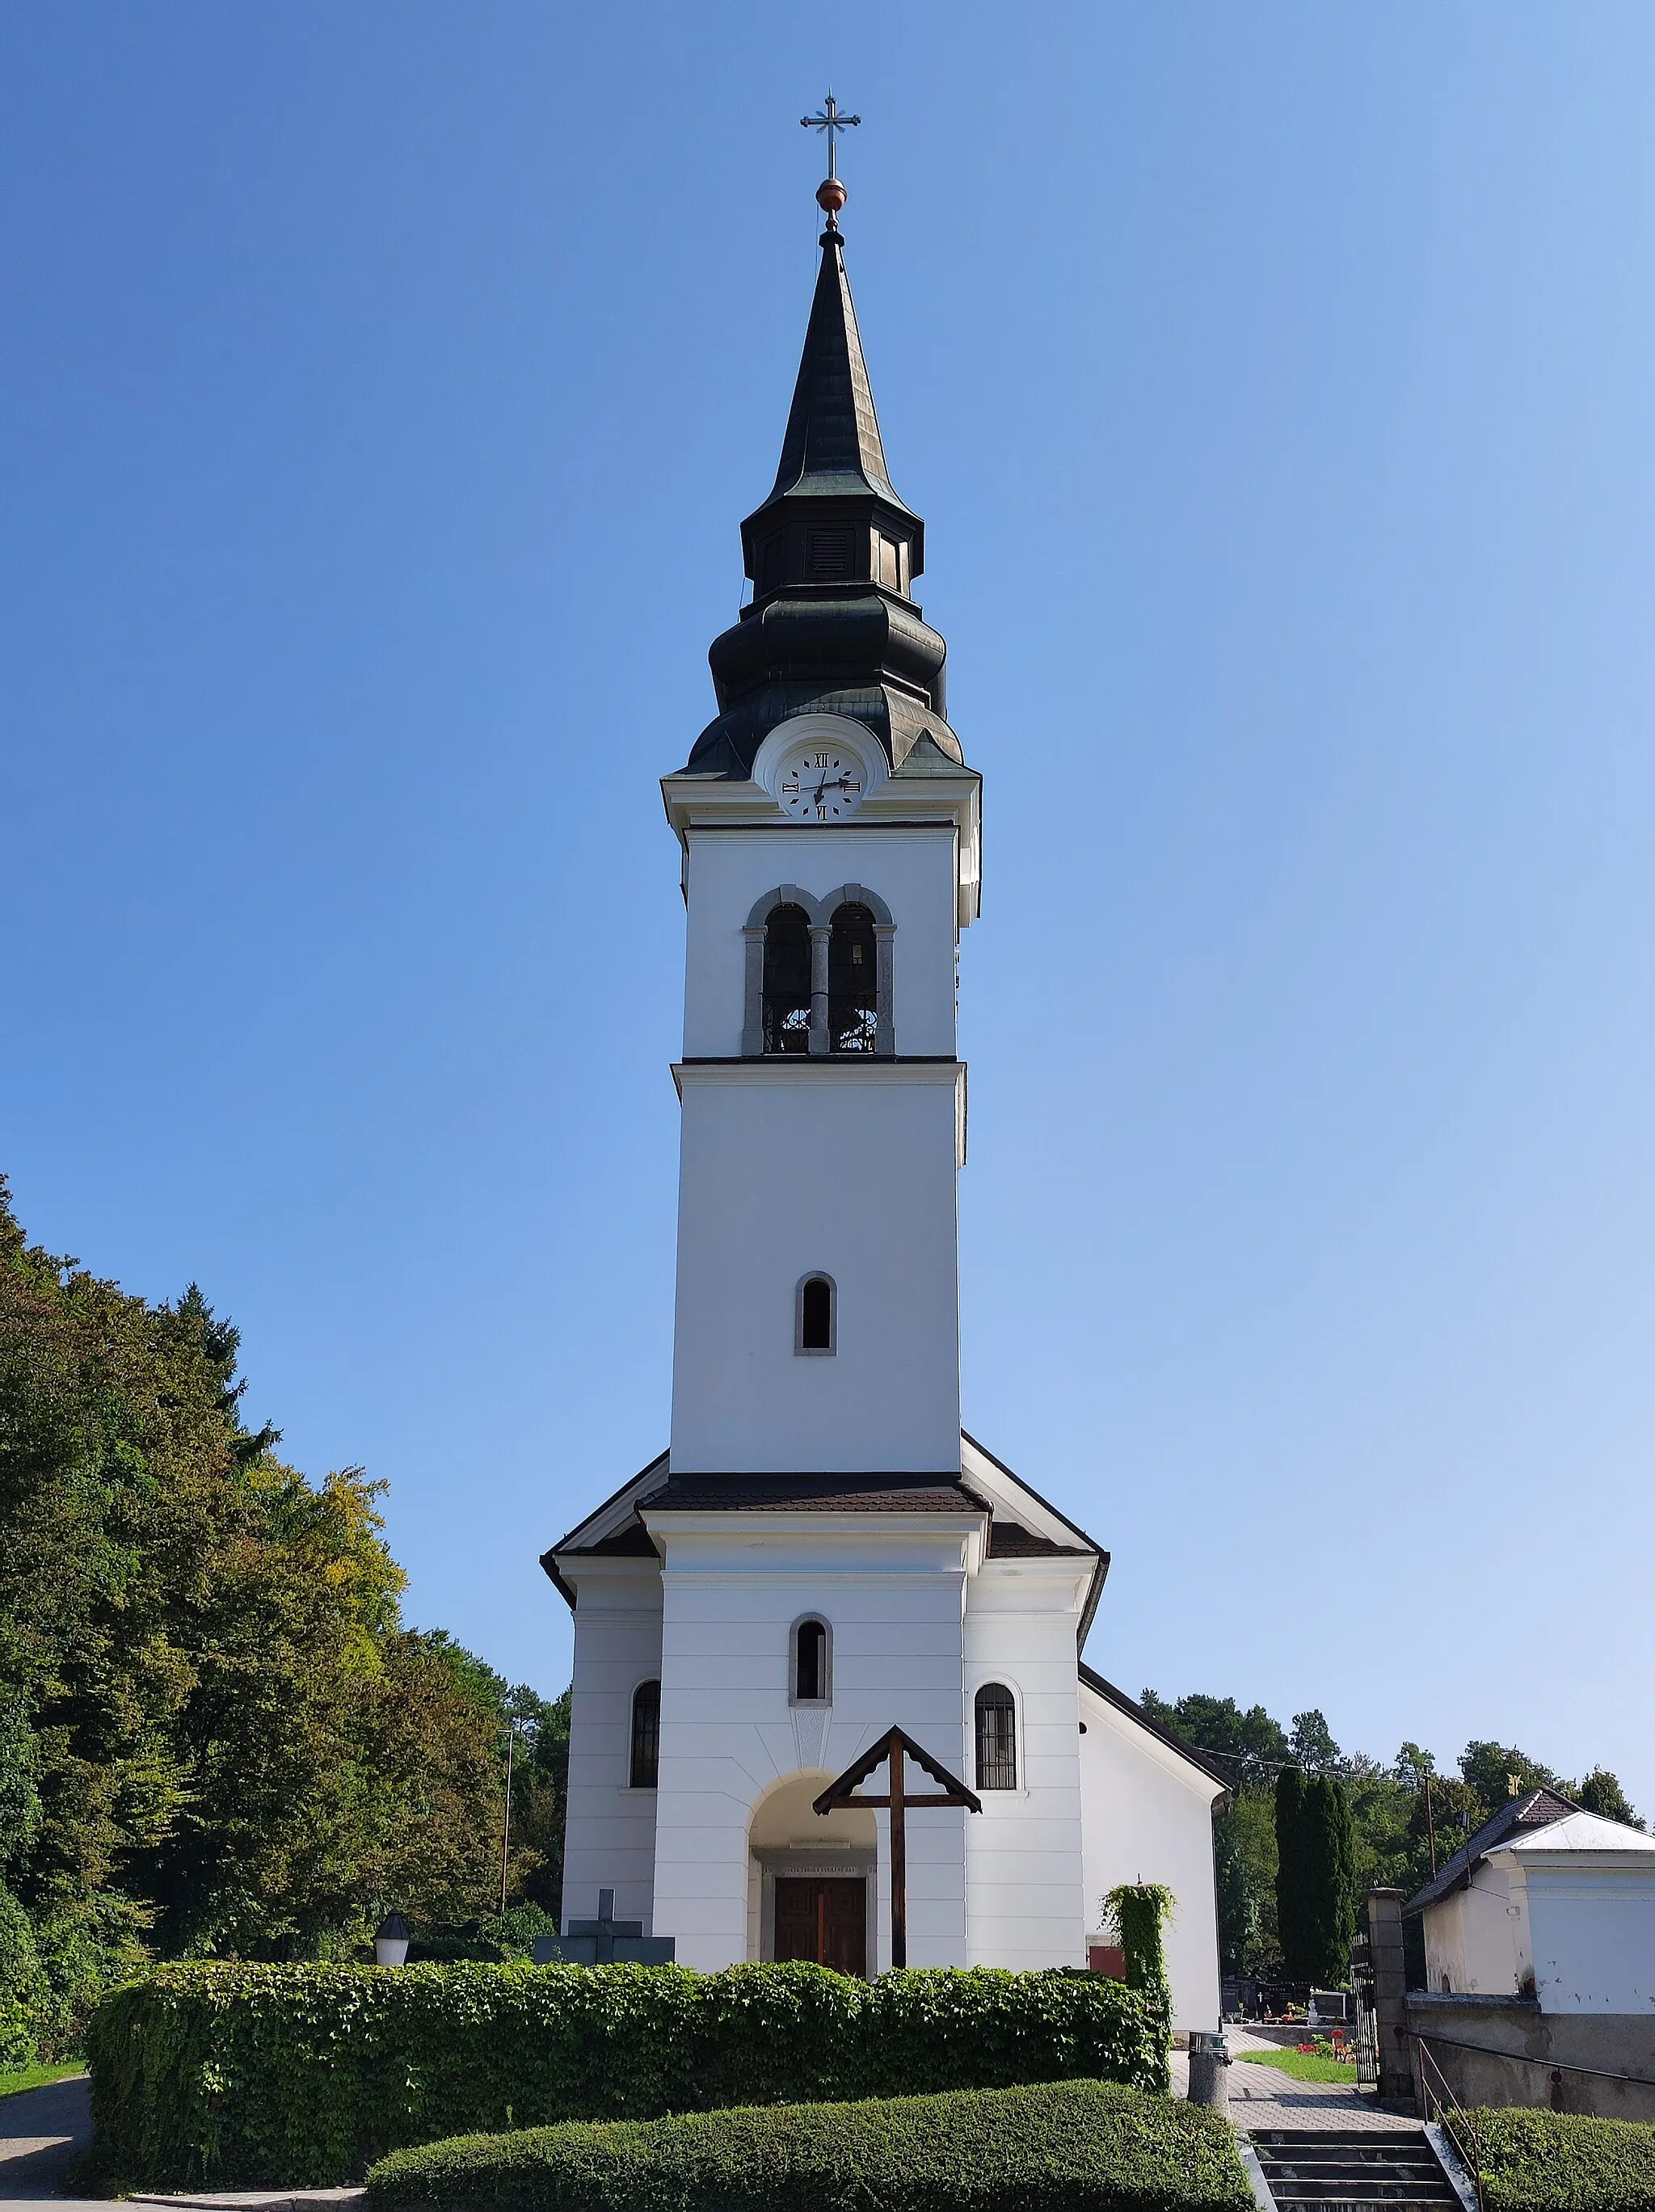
[{"x1": 814, "y1": 1726, "x2": 981, "y2": 1970}]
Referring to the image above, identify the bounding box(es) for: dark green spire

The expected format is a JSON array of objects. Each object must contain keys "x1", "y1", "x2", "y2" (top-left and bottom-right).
[
  {"x1": 762, "y1": 230, "x2": 913, "y2": 514},
  {"x1": 683, "y1": 220, "x2": 963, "y2": 782}
]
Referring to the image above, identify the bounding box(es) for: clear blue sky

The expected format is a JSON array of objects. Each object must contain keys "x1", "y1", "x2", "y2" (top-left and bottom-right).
[{"x1": 4, "y1": 5, "x2": 1652, "y2": 1813}]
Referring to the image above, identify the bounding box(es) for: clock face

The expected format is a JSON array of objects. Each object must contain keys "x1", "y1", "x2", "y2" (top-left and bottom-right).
[{"x1": 777, "y1": 746, "x2": 865, "y2": 821}]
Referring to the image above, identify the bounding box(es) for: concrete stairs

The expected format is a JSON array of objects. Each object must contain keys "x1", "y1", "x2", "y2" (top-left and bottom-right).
[{"x1": 1248, "y1": 2130, "x2": 1462, "y2": 2212}]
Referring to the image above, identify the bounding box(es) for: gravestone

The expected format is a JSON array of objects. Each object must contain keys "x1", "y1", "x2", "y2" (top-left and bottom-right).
[{"x1": 533, "y1": 1887, "x2": 676, "y2": 1966}]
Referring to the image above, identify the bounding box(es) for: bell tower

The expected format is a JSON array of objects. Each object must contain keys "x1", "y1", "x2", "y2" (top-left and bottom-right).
[{"x1": 660, "y1": 158, "x2": 980, "y2": 1479}]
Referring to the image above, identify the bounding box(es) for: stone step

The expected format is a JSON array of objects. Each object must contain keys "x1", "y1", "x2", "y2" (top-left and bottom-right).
[
  {"x1": 1246, "y1": 2126, "x2": 1461, "y2": 2212},
  {"x1": 1257, "y1": 2154, "x2": 1447, "y2": 2169},
  {"x1": 1263, "y1": 2167, "x2": 1451, "y2": 2184},
  {"x1": 1252, "y1": 2133, "x2": 1429, "y2": 2147},
  {"x1": 1257, "y1": 2176, "x2": 1451, "y2": 2194}
]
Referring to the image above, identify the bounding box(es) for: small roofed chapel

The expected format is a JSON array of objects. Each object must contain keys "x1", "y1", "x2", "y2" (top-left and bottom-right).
[{"x1": 544, "y1": 150, "x2": 1227, "y2": 2030}]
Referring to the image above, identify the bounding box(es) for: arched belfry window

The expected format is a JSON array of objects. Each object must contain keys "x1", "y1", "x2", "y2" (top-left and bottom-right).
[
  {"x1": 742, "y1": 885, "x2": 895, "y2": 1058},
  {"x1": 790, "y1": 1617, "x2": 832, "y2": 1705},
  {"x1": 630, "y1": 1679, "x2": 660, "y2": 1789},
  {"x1": 975, "y1": 1683, "x2": 1017, "y2": 1791},
  {"x1": 828, "y1": 904, "x2": 878, "y2": 1054},
  {"x1": 761, "y1": 904, "x2": 812, "y2": 1055},
  {"x1": 796, "y1": 1272, "x2": 836, "y2": 1355}
]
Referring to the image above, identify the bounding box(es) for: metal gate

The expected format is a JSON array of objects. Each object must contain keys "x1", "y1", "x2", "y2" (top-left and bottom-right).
[{"x1": 1350, "y1": 1956, "x2": 1379, "y2": 2088}]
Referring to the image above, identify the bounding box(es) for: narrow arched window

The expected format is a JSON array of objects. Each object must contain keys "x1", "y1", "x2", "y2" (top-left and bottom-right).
[
  {"x1": 790, "y1": 1617, "x2": 831, "y2": 1704},
  {"x1": 828, "y1": 904, "x2": 878, "y2": 1054},
  {"x1": 629, "y1": 1679, "x2": 660, "y2": 1789},
  {"x1": 795, "y1": 1620, "x2": 828, "y2": 1702},
  {"x1": 762, "y1": 904, "x2": 812, "y2": 1055},
  {"x1": 975, "y1": 1683, "x2": 1017, "y2": 1790},
  {"x1": 796, "y1": 1273, "x2": 836, "y2": 1355}
]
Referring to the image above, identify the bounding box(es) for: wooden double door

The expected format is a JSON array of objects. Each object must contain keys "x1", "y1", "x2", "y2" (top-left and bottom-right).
[{"x1": 773, "y1": 1877, "x2": 867, "y2": 1977}]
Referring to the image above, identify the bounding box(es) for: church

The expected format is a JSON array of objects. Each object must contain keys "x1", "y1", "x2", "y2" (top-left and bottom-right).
[{"x1": 543, "y1": 148, "x2": 1227, "y2": 2031}]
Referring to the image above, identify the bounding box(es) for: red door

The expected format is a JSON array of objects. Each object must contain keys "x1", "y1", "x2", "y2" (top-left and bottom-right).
[{"x1": 774, "y1": 1877, "x2": 867, "y2": 1976}]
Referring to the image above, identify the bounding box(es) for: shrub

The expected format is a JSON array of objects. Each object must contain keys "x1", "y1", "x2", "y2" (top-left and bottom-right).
[
  {"x1": 365, "y1": 2078, "x2": 1251, "y2": 2212},
  {"x1": 1104, "y1": 1884, "x2": 1176, "y2": 2095},
  {"x1": 0, "y1": 1885, "x2": 48, "y2": 2067},
  {"x1": 1447, "y1": 2106, "x2": 1655, "y2": 2212},
  {"x1": 83, "y1": 1959, "x2": 1164, "y2": 2191}
]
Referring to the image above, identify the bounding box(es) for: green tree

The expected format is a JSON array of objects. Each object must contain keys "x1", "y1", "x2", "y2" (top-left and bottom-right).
[
  {"x1": 1459, "y1": 1741, "x2": 1565, "y2": 1825},
  {"x1": 0, "y1": 1176, "x2": 568, "y2": 2040},
  {"x1": 1141, "y1": 1690, "x2": 1289, "y2": 1791},
  {"x1": 1142, "y1": 1688, "x2": 1287, "y2": 1976},
  {"x1": 1290, "y1": 1710, "x2": 1342, "y2": 1775},
  {"x1": 1275, "y1": 1769, "x2": 1357, "y2": 1984},
  {"x1": 1212, "y1": 1816, "x2": 1257, "y2": 1977},
  {"x1": 1573, "y1": 1768, "x2": 1644, "y2": 1829}
]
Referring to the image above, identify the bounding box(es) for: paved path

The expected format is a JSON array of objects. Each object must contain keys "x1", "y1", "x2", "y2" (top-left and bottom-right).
[
  {"x1": 1173, "y1": 2028, "x2": 1424, "y2": 2134},
  {"x1": 0, "y1": 2074, "x2": 99, "y2": 2207},
  {"x1": 0, "y1": 2079, "x2": 361, "y2": 2212}
]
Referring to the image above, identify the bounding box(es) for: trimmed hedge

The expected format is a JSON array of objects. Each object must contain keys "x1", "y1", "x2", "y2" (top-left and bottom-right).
[
  {"x1": 1447, "y1": 2107, "x2": 1655, "y2": 2212},
  {"x1": 365, "y1": 2078, "x2": 1252, "y2": 2212},
  {"x1": 83, "y1": 1960, "x2": 1164, "y2": 2191}
]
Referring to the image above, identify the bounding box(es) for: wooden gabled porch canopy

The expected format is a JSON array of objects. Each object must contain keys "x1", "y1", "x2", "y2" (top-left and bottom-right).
[{"x1": 815, "y1": 1726, "x2": 982, "y2": 1970}]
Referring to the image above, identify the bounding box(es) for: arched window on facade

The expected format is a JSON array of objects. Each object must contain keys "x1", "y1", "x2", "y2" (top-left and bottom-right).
[
  {"x1": 828, "y1": 903, "x2": 878, "y2": 1054},
  {"x1": 975, "y1": 1683, "x2": 1017, "y2": 1791},
  {"x1": 797, "y1": 1272, "x2": 835, "y2": 1355},
  {"x1": 793, "y1": 1618, "x2": 831, "y2": 1704},
  {"x1": 630, "y1": 1679, "x2": 660, "y2": 1789},
  {"x1": 762, "y1": 904, "x2": 813, "y2": 1055}
]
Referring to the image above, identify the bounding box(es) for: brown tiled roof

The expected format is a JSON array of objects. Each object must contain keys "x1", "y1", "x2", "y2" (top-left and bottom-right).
[{"x1": 1404, "y1": 1788, "x2": 1580, "y2": 1915}]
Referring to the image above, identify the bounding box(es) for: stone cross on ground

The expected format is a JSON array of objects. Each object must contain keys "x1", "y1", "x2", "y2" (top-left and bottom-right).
[{"x1": 565, "y1": 1887, "x2": 643, "y2": 1965}]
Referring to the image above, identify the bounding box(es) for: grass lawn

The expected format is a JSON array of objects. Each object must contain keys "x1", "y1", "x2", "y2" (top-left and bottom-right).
[
  {"x1": 1235, "y1": 2046, "x2": 1359, "y2": 2083},
  {"x1": 0, "y1": 2060, "x2": 86, "y2": 2100}
]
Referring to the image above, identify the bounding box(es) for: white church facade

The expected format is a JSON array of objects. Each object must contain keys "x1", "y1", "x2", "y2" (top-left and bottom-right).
[{"x1": 545, "y1": 170, "x2": 1226, "y2": 2030}]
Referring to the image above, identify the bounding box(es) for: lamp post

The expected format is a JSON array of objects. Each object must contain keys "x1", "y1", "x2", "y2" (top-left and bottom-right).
[{"x1": 374, "y1": 1911, "x2": 410, "y2": 1967}]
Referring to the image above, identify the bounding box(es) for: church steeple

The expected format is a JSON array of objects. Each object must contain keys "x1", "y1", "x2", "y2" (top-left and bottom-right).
[
  {"x1": 685, "y1": 185, "x2": 964, "y2": 785},
  {"x1": 752, "y1": 226, "x2": 919, "y2": 533}
]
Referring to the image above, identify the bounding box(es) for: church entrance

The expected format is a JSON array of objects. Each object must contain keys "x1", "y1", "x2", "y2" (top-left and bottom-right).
[{"x1": 773, "y1": 1877, "x2": 867, "y2": 1976}]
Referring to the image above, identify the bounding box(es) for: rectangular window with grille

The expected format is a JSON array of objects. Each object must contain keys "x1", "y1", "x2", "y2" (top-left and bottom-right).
[{"x1": 975, "y1": 1685, "x2": 1017, "y2": 1789}]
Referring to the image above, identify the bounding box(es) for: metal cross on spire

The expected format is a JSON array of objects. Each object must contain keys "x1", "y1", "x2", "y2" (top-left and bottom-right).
[{"x1": 801, "y1": 90, "x2": 860, "y2": 180}]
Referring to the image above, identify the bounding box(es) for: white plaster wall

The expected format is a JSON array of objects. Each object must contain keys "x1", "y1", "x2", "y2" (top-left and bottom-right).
[
  {"x1": 1422, "y1": 1876, "x2": 1526, "y2": 1996},
  {"x1": 681, "y1": 824, "x2": 959, "y2": 1060},
  {"x1": 669, "y1": 1065, "x2": 962, "y2": 1473},
  {"x1": 559, "y1": 1561, "x2": 664, "y2": 1935},
  {"x1": 963, "y1": 1563, "x2": 1090, "y2": 1969},
  {"x1": 1514, "y1": 1860, "x2": 1655, "y2": 2013},
  {"x1": 645, "y1": 1517, "x2": 973, "y2": 1971},
  {"x1": 1077, "y1": 1679, "x2": 1223, "y2": 2031}
]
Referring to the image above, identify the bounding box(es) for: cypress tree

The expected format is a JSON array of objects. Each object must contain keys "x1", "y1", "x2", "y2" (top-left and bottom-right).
[
  {"x1": 1274, "y1": 1767, "x2": 1308, "y2": 1978},
  {"x1": 1276, "y1": 1768, "x2": 1357, "y2": 1983},
  {"x1": 1303, "y1": 1773, "x2": 1358, "y2": 1983}
]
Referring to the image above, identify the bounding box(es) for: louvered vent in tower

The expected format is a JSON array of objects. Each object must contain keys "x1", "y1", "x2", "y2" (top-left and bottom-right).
[{"x1": 806, "y1": 528, "x2": 856, "y2": 581}]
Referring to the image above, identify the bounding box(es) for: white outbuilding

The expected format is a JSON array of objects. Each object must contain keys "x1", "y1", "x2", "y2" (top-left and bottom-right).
[{"x1": 544, "y1": 183, "x2": 1227, "y2": 2031}]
